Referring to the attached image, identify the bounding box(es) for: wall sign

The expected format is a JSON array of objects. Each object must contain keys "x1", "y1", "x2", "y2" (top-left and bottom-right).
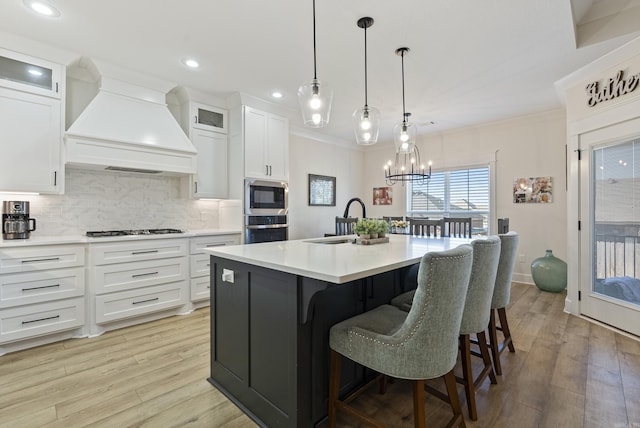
[{"x1": 586, "y1": 69, "x2": 640, "y2": 107}]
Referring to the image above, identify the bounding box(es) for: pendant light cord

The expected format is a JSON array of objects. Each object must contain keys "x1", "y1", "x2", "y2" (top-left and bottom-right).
[
  {"x1": 401, "y1": 49, "x2": 406, "y2": 124},
  {"x1": 312, "y1": 0, "x2": 317, "y2": 80},
  {"x1": 364, "y1": 23, "x2": 368, "y2": 108}
]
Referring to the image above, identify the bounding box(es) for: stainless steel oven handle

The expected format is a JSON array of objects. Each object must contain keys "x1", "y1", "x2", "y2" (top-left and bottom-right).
[{"x1": 245, "y1": 224, "x2": 289, "y2": 230}]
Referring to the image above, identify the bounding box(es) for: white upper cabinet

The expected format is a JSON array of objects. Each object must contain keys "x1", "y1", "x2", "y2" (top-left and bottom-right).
[
  {"x1": 0, "y1": 48, "x2": 64, "y2": 194},
  {"x1": 0, "y1": 48, "x2": 62, "y2": 99},
  {"x1": 243, "y1": 106, "x2": 289, "y2": 180},
  {"x1": 177, "y1": 99, "x2": 229, "y2": 199},
  {"x1": 192, "y1": 102, "x2": 227, "y2": 134}
]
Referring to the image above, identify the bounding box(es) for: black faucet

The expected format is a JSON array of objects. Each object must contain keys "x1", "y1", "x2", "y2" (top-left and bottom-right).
[{"x1": 343, "y1": 197, "x2": 366, "y2": 219}]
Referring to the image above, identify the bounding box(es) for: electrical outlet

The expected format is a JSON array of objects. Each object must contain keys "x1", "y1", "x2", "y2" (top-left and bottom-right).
[{"x1": 519, "y1": 254, "x2": 525, "y2": 263}]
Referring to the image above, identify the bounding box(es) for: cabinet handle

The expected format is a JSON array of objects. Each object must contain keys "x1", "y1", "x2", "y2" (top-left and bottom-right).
[
  {"x1": 54, "y1": 171, "x2": 57, "y2": 186},
  {"x1": 205, "y1": 243, "x2": 225, "y2": 247},
  {"x1": 22, "y1": 284, "x2": 60, "y2": 292},
  {"x1": 265, "y1": 165, "x2": 269, "y2": 175},
  {"x1": 269, "y1": 165, "x2": 272, "y2": 176},
  {"x1": 131, "y1": 271, "x2": 159, "y2": 278},
  {"x1": 55, "y1": 82, "x2": 59, "y2": 93},
  {"x1": 132, "y1": 250, "x2": 159, "y2": 255},
  {"x1": 206, "y1": 285, "x2": 210, "y2": 289},
  {"x1": 132, "y1": 297, "x2": 159, "y2": 305},
  {"x1": 195, "y1": 115, "x2": 198, "y2": 124},
  {"x1": 22, "y1": 257, "x2": 60, "y2": 264},
  {"x1": 22, "y1": 315, "x2": 60, "y2": 325},
  {"x1": 195, "y1": 181, "x2": 198, "y2": 193}
]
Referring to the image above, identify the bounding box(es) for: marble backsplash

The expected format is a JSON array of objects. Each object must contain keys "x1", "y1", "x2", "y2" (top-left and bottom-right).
[{"x1": 6, "y1": 169, "x2": 234, "y2": 236}]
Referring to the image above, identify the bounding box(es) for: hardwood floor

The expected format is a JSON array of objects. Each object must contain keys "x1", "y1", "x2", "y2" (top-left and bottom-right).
[{"x1": 0, "y1": 282, "x2": 639, "y2": 428}]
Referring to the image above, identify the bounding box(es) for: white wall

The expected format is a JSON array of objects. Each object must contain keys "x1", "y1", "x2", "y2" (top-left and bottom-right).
[
  {"x1": 363, "y1": 110, "x2": 568, "y2": 284},
  {"x1": 287, "y1": 134, "x2": 365, "y2": 239}
]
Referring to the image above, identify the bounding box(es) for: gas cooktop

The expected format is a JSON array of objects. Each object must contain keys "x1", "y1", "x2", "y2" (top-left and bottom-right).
[{"x1": 86, "y1": 228, "x2": 184, "y2": 237}]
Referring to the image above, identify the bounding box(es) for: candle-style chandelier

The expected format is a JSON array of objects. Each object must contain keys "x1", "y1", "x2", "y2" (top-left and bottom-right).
[{"x1": 384, "y1": 47, "x2": 431, "y2": 185}]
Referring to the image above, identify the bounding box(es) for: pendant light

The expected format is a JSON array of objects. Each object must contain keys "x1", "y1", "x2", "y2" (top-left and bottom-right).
[
  {"x1": 298, "y1": 0, "x2": 333, "y2": 128},
  {"x1": 352, "y1": 17, "x2": 380, "y2": 145},
  {"x1": 384, "y1": 47, "x2": 431, "y2": 186},
  {"x1": 392, "y1": 47, "x2": 416, "y2": 153}
]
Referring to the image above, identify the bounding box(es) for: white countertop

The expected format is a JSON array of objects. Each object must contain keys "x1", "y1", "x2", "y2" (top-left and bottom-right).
[
  {"x1": 0, "y1": 228, "x2": 242, "y2": 248},
  {"x1": 203, "y1": 234, "x2": 474, "y2": 284}
]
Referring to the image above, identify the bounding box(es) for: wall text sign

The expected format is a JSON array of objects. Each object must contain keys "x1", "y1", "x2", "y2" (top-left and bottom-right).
[{"x1": 586, "y1": 70, "x2": 640, "y2": 107}]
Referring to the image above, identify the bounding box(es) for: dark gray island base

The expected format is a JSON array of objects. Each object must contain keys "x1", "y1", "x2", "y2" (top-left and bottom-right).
[{"x1": 207, "y1": 255, "x2": 414, "y2": 428}]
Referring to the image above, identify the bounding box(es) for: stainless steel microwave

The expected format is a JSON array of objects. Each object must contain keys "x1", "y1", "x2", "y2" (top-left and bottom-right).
[{"x1": 244, "y1": 179, "x2": 288, "y2": 215}]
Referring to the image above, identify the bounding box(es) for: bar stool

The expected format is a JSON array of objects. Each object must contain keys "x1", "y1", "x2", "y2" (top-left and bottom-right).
[
  {"x1": 391, "y1": 237, "x2": 502, "y2": 420},
  {"x1": 456, "y1": 237, "x2": 501, "y2": 420},
  {"x1": 335, "y1": 216, "x2": 358, "y2": 235},
  {"x1": 488, "y1": 231, "x2": 519, "y2": 375},
  {"x1": 328, "y1": 245, "x2": 473, "y2": 428}
]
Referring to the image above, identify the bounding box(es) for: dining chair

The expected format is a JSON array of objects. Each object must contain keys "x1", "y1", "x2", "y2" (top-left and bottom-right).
[
  {"x1": 328, "y1": 245, "x2": 473, "y2": 428},
  {"x1": 409, "y1": 218, "x2": 443, "y2": 237},
  {"x1": 335, "y1": 217, "x2": 358, "y2": 235},
  {"x1": 457, "y1": 236, "x2": 501, "y2": 420},
  {"x1": 444, "y1": 217, "x2": 472, "y2": 238},
  {"x1": 488, "y1": 231, "x2": 519, "y2": 375}
]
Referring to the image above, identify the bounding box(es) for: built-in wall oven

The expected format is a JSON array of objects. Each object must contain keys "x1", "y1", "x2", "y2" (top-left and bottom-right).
[{"x1": 244, "y1": 179, "x2": 288, "y2": 244}]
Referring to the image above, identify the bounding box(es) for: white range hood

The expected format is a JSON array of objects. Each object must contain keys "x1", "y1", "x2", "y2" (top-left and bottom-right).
[{"x1": 65, "y1": 61, "x2": 197, "y2": 175}]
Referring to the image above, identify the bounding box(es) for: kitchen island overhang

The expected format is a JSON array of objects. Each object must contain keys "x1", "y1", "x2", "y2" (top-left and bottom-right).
[{"x1": 203, "y1": 234, "x2": 474, "y2": 428}]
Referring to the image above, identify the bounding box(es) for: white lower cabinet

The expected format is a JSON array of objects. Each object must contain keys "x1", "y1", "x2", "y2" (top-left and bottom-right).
[
  {"x1": 0, "y1": 244, "x2": 85, "y2": 355},
  {"x1": 87, "y1": 238, "x2": 189, "y2": 336},
  {"x1": 189, "y1": 234, "x2": 240, "y2": 306}
]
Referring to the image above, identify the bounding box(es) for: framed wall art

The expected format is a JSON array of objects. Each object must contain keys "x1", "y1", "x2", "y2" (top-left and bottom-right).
[
  {"x1": 373, "y1": 187, "x2": 393, "y2": 205},
  {"x1": 308, "y1": 174, "x2": 336, "y2": 206},
  {"x1": 513, "y1": 176, "x2": 553, "y2": 203}
]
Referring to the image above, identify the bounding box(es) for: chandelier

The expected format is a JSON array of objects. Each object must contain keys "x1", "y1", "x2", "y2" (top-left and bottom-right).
[{"x1": 384, "y1": 47, "x2": 431, "y2": 185}]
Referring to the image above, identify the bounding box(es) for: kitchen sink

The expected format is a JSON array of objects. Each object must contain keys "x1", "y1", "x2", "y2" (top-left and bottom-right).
[{"x1": 304, "y1": 238, "x2": 353, "y2": 245}]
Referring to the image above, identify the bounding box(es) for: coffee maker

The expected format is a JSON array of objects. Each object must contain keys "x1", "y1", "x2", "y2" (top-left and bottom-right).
[{"x1": 2, "y1": 201, "x2": 36, "y2": 240}]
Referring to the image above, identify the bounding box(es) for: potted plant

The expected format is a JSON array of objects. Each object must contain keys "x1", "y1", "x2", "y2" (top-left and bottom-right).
[
  {"x1": 376, "y1": 219, "x2": 390, "y2": 238},
  {"x1": 354, "y1": 219, "x2": 370, "y2": 239}
]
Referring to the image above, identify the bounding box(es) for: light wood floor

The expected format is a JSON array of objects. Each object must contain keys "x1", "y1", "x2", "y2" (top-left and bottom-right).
[{"x1": 1, "y1": 282, "x2": 639, "y2": 428}]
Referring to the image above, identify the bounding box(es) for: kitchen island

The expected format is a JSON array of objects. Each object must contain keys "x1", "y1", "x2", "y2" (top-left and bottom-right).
[{"x1": 203, "y1": 234, "x2": 472, "y2": 428}]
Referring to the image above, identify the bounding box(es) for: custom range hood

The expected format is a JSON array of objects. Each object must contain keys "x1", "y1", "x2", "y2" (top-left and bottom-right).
[{"x1": 65, "y1": 59, "x2": 197, "y2": 175}]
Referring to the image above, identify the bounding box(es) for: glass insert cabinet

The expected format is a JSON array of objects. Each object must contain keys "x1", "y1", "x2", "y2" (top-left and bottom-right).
[{"x1": 0, "y1": 48, "x2": 62, "y2": 98}]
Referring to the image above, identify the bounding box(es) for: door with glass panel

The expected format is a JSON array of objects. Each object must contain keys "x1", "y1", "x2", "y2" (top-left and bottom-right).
[{"x1": 580, "y1": 124, "x2": 640, "y2": 336}]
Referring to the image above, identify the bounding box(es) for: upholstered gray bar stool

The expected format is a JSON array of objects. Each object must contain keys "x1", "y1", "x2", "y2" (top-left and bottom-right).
[
  {"x1": 457, "y1": 237, "x2": 501, "y2": 420},
  {"x1": 328, "y1": 245, "x2": 473, "y2": 428},
  {"x1": 488, "y1": 231, "x2": 519, "y2": 376},
  {"x1": 391, "y1": 237, "x2": 502, "y2": 420}
]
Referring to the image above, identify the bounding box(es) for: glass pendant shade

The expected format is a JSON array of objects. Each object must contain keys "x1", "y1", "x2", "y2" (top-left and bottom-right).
[
  {"x1": 352, "y1": 105, "x2": 380, "y2": 145},
  {"x1": 393, "y1": 119, "x2": 417, "y2": 153},
  {"x1": 298, "y1": 78, "x2": 333, "y2": 128}
]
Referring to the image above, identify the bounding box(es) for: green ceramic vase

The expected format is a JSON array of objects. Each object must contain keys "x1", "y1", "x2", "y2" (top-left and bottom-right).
[{"x1": 531, "y1": 249, "x2": 567, "y2": 292}]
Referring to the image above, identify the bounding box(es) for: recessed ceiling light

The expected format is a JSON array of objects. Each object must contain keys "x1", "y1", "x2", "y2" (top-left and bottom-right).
[
  {"x1": 182, "y1": 58, "x2": 200, "y2": 69},
  {"x1": 271, "y1": 91, "x2": 283, "y2": 99},
  {"x1": 23, "y1": 0, "x2": 61, "y2": 18}
]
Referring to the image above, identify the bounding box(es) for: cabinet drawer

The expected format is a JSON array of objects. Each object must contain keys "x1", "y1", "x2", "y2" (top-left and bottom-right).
[
  {"x1": 95, "y1": 282, "x2": 187, "y2": 324},
  {"x1": 190, "y1": 276, "x2": 211, "y2": 301},
  {"x1": 190, "y1": 234, "x2": 240, "y2": 254},
  {"x1": 0, "y1": 245, "x2": 84, "y2": 274},
  {"x1": 0, "y1": 297, "x2": 84, "y2": 344},
  {"x1": 0, "y1": 267, "x2": 84, "y2": 308},
  {"x1": 190, "y1": 253, "x2": 211, "y2": 278},
  {"x1": 93, "y1": 257, "x2": 188, "y2": 294},
  {"x1": 91, "y1": 239, "x2": 188, "y2": 265}
]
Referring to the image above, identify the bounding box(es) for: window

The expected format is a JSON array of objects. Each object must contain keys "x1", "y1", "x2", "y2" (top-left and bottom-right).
[{"x1": 409, "y1": 166, "x2": 490, "y2": 235}]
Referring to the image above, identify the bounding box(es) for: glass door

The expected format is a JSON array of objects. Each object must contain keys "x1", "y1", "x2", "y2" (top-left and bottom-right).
[{"x1": 580, "y1": 121, "x2": 640, "y2": 336}]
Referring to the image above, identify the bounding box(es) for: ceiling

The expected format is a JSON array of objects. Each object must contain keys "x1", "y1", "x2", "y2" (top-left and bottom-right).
[{"x1": 1, "y1": 0, "x2": 640, "y2": 146}]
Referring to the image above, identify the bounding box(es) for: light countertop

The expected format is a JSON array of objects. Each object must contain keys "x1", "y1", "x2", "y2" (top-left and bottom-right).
[
  {"x1": 0, "y1": 228, "x2": 242, "y2": 248},
  {"x1": 203, "y1": 234, "x2": 474, "y2": 284}
]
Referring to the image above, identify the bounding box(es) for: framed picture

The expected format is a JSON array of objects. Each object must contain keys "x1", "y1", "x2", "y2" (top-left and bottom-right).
[
  {"x1": 513, "y1": 176, "x2": 553, "y2": 203},
  {"x1": 373, "y1": 187, "x2": 393, "y2": 205},
  {"x1": 308, "y1": 174, "x2": 336, "y2": 206}
]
